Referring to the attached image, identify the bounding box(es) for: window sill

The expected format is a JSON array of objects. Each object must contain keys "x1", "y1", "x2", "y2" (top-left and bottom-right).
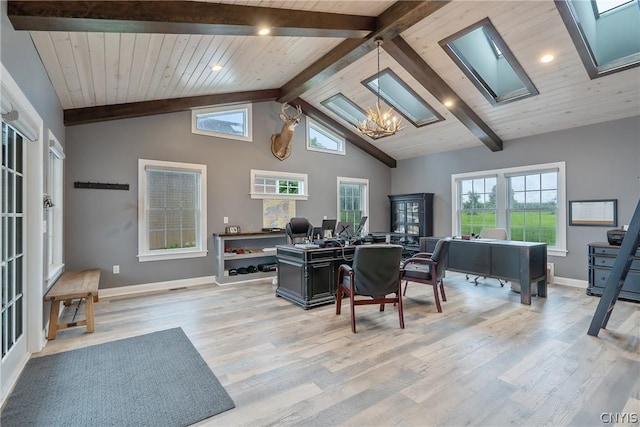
[
  {"x1": 250, "y1": 193, "x2": 309, "y2": 200},
  {"x1": 548, "y1": 248, "x2": 568, "y2": 258},
  {"x1": 47, "y1": 264, "x2": 65, "y2": 288},
  {"x1": 138, "y1": 249, "x2": 208, "y2": 263}
]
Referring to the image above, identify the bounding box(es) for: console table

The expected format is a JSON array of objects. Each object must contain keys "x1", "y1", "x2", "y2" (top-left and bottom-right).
[
  {"x1": 421, "y1": 237, "x2": 547, "y2": 305},
  {"x1": 276, "y1": 245, "x2": 355, "y2": 309}
]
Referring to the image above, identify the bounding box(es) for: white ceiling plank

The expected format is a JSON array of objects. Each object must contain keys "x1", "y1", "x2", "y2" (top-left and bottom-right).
[
  {"x1": 49, "y1": 32, "x2": 85, "y2": 109},
  {"x1": 154, "y1": 35, "x2": 191, "y2": 100},
  {"x1": 143, "y1": 34, "x2": 179, "y2": 101},
  {"x1": 135, "y1": 35, "x2": 166, "y2": 100},
  {"x1": 162, "y1": 35, "x2": 204, "y2": 98},
  {"x1": 29, "y1": 31, "x2": 74, "y2": 109},
  {"x1": 68, "y1": 32, "x2": 96, "y2": 107},
  {"x1": 103, "y1": 33, "x2": 121, "y2": 105},
  {"x1": 116, "y1": 33, "x2": 136, "y2": 104},
  {"x1": 126, "y1": 34, "x2": 152, "y2": 103},
  {"x1": 87, "y1": 33, "x2": 107, "y2": 106}
]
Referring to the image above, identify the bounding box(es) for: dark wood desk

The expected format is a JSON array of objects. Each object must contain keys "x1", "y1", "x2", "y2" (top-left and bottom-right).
[
  {"x1": 422, "y1": 237, "x2": 547, "y2": 305},
  {"x1": 276, "y1": 244, "x2": 355, "y2": 309}
]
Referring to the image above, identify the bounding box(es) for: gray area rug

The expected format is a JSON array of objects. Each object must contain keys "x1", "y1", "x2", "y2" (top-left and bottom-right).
[{"x1": 1, "y1": 328, "x2": 234, "y2": 426}]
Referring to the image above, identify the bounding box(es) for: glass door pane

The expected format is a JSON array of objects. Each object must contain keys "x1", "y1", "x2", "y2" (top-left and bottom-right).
[{"x1": 1, "y1": 123, "x2": 25, "y2": 358}]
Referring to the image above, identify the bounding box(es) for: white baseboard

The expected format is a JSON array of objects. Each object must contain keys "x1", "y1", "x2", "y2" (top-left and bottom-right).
[
  {"x1": 553, "y1": 276, "x2": 588, "y2": 289},
  {"x1": 99, "y1": 275, "x2": 217, "y2": 298}
]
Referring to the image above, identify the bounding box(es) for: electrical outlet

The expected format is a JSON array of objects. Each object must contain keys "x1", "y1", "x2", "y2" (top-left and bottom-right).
[
  {"x1": 113, "y1": 265, "x2": 120, "y2": 274},
  {"x1": 223, "y1": 216, "x2": 229, "y2": 224},
  {"x1": 323, "y1": 215, "x2": 327, "y2": 219}
]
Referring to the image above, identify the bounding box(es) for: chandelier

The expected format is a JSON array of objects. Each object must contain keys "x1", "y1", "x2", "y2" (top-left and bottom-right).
[{"x1": 356, "y1": 38, "x2": 403, "y2": 139}]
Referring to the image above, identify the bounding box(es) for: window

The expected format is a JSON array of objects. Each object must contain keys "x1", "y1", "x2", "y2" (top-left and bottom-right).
[
  {"x1": 362, "y1": 68, "x2": 444, "y2": 127},
  {"x1": 452, "y1": 162, "x2": 567, "y2": 257},
  {"x1": 556, "y1": 0, "x2": 640, "y2": 78},
  {"x1": 250, "y1": 170, "x2": 309, "y2": 200},
  {"x1": 458, "y1": 176, "x2": 498, "y2": 236},
  {"x1": 191, "y1": 103, "x2": 252, "y2": 142},
  {"x1": 306, "y1": 117, "x2": 345, "y2": 155},
  {"x1": 440, "y1": 18, "x2": 539, "y2": 105},
  {"x1": 321, "y1": 93, "x2": 370, "y2": 128},
  {"x1": 594, "y1": 0, "x2": 634, "y2": 15},
  {"x1": 138, "y1": 159, "x2": 207, "y2": 262},
  {"x1": 337, "y1": 177, "x2": 369, "y2": 233},
  {"x1": 47, "y1": 131, "x2": 64, "y2": 282}
]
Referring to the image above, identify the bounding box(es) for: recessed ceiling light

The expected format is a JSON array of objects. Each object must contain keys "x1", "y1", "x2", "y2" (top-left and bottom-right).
[
  {"x1": 444, "y1": 100, "x2": 454, "y2": 108},
  {"x1": 210, "y1": 64, "x2": 223, "y2": 71},
  {"x1": 540, "y1": 54, "x2": 554, "y2": 63},
  {"x1": 258, "y1": 28, "x2": 271, "y2": 36}
]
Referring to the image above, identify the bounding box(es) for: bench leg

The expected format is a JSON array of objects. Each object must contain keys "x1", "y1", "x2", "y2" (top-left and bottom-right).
[
  {"x1": 85, "y1": 297, "x2": 95, "y2": 333},
  {"x1": 47, "y1": 300, "x2": 61, "y2": 340}
]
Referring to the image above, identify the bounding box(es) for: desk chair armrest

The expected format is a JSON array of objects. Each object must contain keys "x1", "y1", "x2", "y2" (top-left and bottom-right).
[
  {"x1": 412, "y1": 252, "x2": 433, "y2": 259},
  {"x1": 402, "y1": 257, "x2": 436, "y2": 269},
  {"x1": 337, "y1": 264, "x2": 355, "y2": 291}
]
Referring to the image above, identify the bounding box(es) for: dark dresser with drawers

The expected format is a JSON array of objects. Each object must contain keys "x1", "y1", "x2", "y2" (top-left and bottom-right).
[{"x1": 587, "y1": 242, "x2": 640, "y2": 302}]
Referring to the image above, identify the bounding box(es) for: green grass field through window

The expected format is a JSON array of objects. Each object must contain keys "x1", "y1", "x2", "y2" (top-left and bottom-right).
[{"x1": 460, "y1": 211, "x2": 556, "y2": 245}]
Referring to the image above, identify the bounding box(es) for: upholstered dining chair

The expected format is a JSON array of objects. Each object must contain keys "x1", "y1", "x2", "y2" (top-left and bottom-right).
[
  {"x1": 335, "y1": 244, "x2": 404, "y2": 333},
  {"x1": 402, "y1": 238, "x2": 451, "y2": 313}
]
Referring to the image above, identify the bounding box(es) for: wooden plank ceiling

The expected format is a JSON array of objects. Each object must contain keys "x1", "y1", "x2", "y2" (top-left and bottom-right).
[{"x1": 7, "y1": 0, "x2": 640, "y2": 166}]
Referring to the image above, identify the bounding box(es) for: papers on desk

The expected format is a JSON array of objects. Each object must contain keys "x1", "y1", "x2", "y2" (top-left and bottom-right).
[
  {"x1": 262, "y1": 247, "x2": 277, "y2": 252},
  {"x1": 294, "y1": 243, "x2": 320, "y2": 249}
]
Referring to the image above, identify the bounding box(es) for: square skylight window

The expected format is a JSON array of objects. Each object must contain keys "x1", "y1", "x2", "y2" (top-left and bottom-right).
[
  {"x1": 557, "y1": 0, "x2": 640, "y2": 78},
  {"x1": 361, "y1": 68, "x2": 444, "y2": 127},
  {"x1": 439, "y1": 18, "x2": 539, "y2": 106}
]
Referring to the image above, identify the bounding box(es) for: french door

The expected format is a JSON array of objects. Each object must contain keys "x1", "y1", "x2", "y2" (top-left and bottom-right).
[{"x1": 1, "y1": 121, "x2": 27, "y2": 397}]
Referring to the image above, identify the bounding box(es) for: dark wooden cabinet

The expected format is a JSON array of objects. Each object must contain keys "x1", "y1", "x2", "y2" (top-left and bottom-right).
[
  {"x1": 388, "y1": 193, "x2": 434, "y2": 237},
  {"x1": 587, "y1": 242, "x2": 640, "y2": 302}
]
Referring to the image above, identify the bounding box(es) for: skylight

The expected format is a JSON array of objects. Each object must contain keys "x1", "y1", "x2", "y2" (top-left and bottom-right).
[
  {"x1": 440, "y1": 18, "x2": 539, "y2": 106},
  {"x1": 361, "y1": 68, "x2": 444, "y2": 127},
  {"x1": 595, "y1": 0, "x2": 634, "y2": 14},
  {"x1": 556, "y1": 0, "x2": 640, "y2": 78},
  {"x1": 321, "y1": 94, "x2": 370, "y2": 128}
]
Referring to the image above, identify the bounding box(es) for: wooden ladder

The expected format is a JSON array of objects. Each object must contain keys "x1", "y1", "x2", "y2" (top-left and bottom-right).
[{"x1": 587, "y1": 199, "x2": 640, "y2": 337}]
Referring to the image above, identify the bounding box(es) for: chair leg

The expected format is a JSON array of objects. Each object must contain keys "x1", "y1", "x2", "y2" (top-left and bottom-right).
[
  {"x1": 433, "y1": 284, "x2": 442, "y2": 313},
  {"x1": 336, "y1": 286, "x2": 343, "y2": 315},
  {"x1": 350, "y1": 292, "x2": 357, "y2": 333},
  {"x1": 403, "y1": 281, "x2": 409, "y2": 296},
  {"x1": 440, "y1": 280, "x2": 447, "y2": 301},
  {"x1": 397, "y1": 290, "x2": 405, "y2": 329},
  {"x1": 380, "y1": 303, "x2": 385, "y2": 312}
]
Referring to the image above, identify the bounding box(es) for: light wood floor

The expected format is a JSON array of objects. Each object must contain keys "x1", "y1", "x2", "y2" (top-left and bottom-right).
[{"x1": 42, "y1": 273, "x2": 640, "y2": 427}]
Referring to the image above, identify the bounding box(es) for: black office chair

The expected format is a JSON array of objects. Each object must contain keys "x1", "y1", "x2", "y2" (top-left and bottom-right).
[
  {"x1": 467, "y1": 228, "x2": 508, "y2": 286},
  {"x1": 285, "y1": 217, "x2": 313, "y2": 244},
  {"x1": 402, "y1": 238, "x2": 451, "y2": 313},
  {"x1": 336, "y1": 244, "x2": 405, "y2": 333}
]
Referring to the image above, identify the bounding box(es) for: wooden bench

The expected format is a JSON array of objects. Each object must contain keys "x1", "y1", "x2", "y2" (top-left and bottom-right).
[{"x1": 44, "y1": 269, "x2": 100, "y2": 340}]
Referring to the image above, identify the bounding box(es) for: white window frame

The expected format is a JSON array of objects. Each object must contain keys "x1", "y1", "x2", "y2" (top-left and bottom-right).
[
  {"x1": 138, "y1": 159, "x2": 208, "y2": 262},
  {"x1": 47, "y1": 131, "x2": 65, "y2": 282},
  {"x1": 191, "y1": 103, "x2": 252, "y2": 142},
  {"x1": 337, "y1": 177, "x2": 369, "y2": 233},
  {"x1": 451, "y1": 162, "x2": 567, "y2": 257},
  {"x1": 306, "y1": 117, "x2": 346, "y2": 156},
  {"x1": 250, "y1": 169, "x2": 309, "y2": 200}
]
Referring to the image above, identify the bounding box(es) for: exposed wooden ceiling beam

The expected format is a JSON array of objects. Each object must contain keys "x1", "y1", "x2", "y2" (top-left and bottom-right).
[
  {"x1": 64, "y1": 89, "x2": 279, "y2": 126},
  {"x1": 7, "y1": 1, "x2": 375, "y2": 38},
  {"x1": 278, "y1": 0, "x2": 451, "y2": 103},
  {"x1": 383, "y1": 36, "x2": 503, "y2": 152},
  {"x1": 293, "y1": 98, "x2": 397, "y2": 168}
]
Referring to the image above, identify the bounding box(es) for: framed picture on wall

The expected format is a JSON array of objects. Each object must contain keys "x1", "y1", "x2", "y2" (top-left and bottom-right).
[{"x1": 569, "y1": 199, "x2": 617, "y2": 226}]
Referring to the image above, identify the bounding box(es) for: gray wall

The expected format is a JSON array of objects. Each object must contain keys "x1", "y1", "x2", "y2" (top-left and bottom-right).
[
  {"x1": 1, "y1": 1, "x2": 65, "y2": 142},
  {"x1": 2, "y1": 0, "x2": 65, "y2": 297},
  {"x1": 392, "y1": 115, "x2": 640, "y2": 281},
  {"x1": 65, "y1": 102, "x2": 392, "y2": 288}
]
